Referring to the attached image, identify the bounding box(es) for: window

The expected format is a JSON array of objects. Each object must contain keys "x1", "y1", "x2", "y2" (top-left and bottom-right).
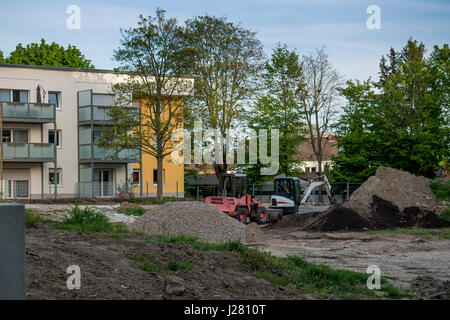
[
  {"x1": 311, "y1": 167, "x2": 316, "y2": 172},
  {"x1": 48, "y1": 130, "x2": 62, "y2": 147},
  {"x1": 13, "y1": 130, "x2": 28, "y2": 143},
  {"x1": 2, "y1": 130, "x2": 11, "y2": 142},
  {"x1": 49, "y1": 170, "x2": 61, "y2": 186},
  {"x1": 93, "y1": 131, "x2": 102, "y2": 144},
  {"x1": 12, "y1": 90, "x2": 28, "y2": 103},
  {"x1": 132, "y1": 170, "x2": 140, "y2": 186},
  {"x1": 0, "y1": 90, "x2": 10, "y2": 102},
  {"x1": 324, "y1": 164, "x2": 330, "y2": 172},
  {"x1": 48, "y1": 92, "x2": 60, "y2": 109},
  {"x1": 153, "y1": 169, "x2": 165, "y2": 186},
  {"x1": 305, "y1": 167, "x2": 310, "y2": 173}
]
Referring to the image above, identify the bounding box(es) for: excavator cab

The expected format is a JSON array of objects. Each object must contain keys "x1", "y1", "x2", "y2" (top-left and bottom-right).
[
  {"x1": 270, "y1": 175, "x2": 335, "y2": 214},
  {"x1": 270, "y1": 177, "x2": 302, "y2": 214}
]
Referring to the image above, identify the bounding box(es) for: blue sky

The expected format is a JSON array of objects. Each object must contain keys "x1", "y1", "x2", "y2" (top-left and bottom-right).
[{"x1": 0, "y1": 0, "x2": 449, "y2": 81}]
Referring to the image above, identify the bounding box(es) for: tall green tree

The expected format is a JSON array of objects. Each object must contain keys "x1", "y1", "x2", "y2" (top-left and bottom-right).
[
  {"x1": 332, "y1": 39, "x2": 449, "y2": 181},
  {"x1": 0, "y1": 50, "x2": 4, "y2": 63},
  {"x1": 183, "y1": 15, "x2": 264, "y2": 191},
  {"x1": 243, "y1": 44, "x2": 306, "y2": 182},
  {"x1": 4, "y1": 39, "x2": 94, "y2": 68},
  {"x1": 99, "y1": 9, "x2": 193, "y2": 198}
]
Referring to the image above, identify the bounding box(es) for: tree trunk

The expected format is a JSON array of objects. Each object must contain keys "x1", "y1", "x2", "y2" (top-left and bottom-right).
[
  {"x1": 215, "y1": 163, "x2": 228, "y2": 196},
  {"x1": 156, "y1": 154, "x2": 164, "y2": 199},
  {"x1": 317, "y1": 158, "x2": 324, "y2": 203}
]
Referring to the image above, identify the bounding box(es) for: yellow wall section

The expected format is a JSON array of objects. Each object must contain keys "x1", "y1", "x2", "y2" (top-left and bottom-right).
[{"x1": 133, "y1": 98, "x2": 184, "y2": 196}]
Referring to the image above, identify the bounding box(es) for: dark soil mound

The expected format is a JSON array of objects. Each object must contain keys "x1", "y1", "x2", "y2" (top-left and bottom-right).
[
  {"x1": 269, "y1": 206, "x2": 370, "y2": 232},
  {"x1": 369, "y1": 196, "x2": 450, "y2": 229},
  {"x1": 304, "y1": 205, "x2": 371, "y2": 232}
]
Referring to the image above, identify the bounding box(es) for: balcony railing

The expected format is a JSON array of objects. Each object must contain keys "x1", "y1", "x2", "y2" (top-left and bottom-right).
[
  {"x1": 79, "y1": 144, "x2": 139, "y2": 162},
  {"x1": 78, "y1": 105, "x2": 139, "y2": 124},
  {"x1": 2, "y1": 142, "x2": 55, "y2": 161},
  {"x1": 1, "y1": 102, "x2": 55, "y2": 122}
]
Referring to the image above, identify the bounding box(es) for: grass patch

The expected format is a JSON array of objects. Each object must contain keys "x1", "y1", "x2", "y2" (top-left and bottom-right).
[
  {"x1": 127, "y1": 250, "x2": 192, "y2": 273},
  {"x1": 117, "y1": 206, "x2": 146, "y2": 216},
  {"x1": 364, "y1": 227, "x2": 450, "y2": 240},
  {"x1": 148, "y1": 234, "x2": 404, "y2": 299},
  {"x1": 430, "y1": 178, "x2": 450, "y2": 201},
  {"x1": 144, "y1": 196, "x2": 177, "y2": 205},
  {"x1": 26, "y1": 205, "x2": 129, "y2": 234},
  {"x1": 25, "y1": 210, "x2": 53, "y2": 227},
  {"x1": 440, "y1": 208, "x2": 450, "y2": 223}
]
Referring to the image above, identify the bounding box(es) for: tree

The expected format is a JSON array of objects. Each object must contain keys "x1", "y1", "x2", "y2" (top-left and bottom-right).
[
  {"x1": 243, "y1": 43, "x2": 307, "y2": 182},
  {"x1": 298, "y1": 48, "x2": 341, "y2": 202},
  {"x1": 99, "y1": 9, "x2": 193, "y2": 198},
  {"x1": 4, "y1": 39, "x2": 94, "y2": 68},
  {"x1": 0, "y1": 50, "x2": 4, "y2": 63},
  {"x1": 332, "y1": 39, "x2": 449, "y2": 180},
  {"x1": 183, "y1": 15, "x2": 264, "y2": 192}
]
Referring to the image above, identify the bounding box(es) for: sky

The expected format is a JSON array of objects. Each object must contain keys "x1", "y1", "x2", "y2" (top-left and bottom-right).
[{"x1": 0, "y1": 0, "x2": 449, "y2": 82}]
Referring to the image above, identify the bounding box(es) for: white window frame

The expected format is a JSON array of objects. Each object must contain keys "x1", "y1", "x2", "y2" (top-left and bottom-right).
[
  {"x1": 132, "y1": 169, "x2": 141, "y2": 187},
  {"x1": 49, "y1": 169, "x2": 62, "y2": 187},
  {"x1": 48, "y1": 91, "x2": 61, "y2": 110},
  {"x1": 48, "y1": 129, "x2": 62, "y2": 148}
]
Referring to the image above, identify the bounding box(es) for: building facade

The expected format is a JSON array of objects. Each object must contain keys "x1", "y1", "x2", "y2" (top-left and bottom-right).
[{"x1": 0, "y1": 63, "x2": 185, "y2": 199}]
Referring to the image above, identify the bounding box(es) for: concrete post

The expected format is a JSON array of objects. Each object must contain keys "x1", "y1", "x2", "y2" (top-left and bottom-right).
[{"x1": 0, "y1": 203, "x2": 26, "y2": 300}]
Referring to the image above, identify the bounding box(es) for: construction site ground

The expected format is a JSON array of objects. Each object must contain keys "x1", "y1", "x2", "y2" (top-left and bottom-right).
[
  {"x1": 254, "y1": 226, "x2": 450, "y2": 287},
  {"x1": 25, "y1": 202, "x2": 450, "y2": 299}
]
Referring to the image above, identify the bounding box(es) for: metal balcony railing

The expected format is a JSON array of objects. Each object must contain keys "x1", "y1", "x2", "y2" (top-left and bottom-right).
[
  {"x1": 1, "y1": 102, "x2": 55, "y2": 122},
  {"x1": 2, "y1": 142, "x2": 55, "y2": 161},
  {"x1": 79, "y1": 144, "x2": 140, "y2": 162}
]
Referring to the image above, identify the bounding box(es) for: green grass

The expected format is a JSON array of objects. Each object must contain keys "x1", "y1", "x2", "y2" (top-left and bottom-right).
[
  {"x1": 430, "y1": 178, "x2": 450, "y2": 201},
  {"x1": 146, "y1": 234, "x2": 404, "y2": 299},
  {"x1": 364, "y1": 227, "x2": 450, "y2": 239},
  {"x1": 25, "y1": 205, "x2": 129, "y2": 234},
  {"x1": 126, "y1": 250, "x2": 192, "y2": 273},
  {"x1": 117, "y1": 206, "x2": 146, "y2": 216}
]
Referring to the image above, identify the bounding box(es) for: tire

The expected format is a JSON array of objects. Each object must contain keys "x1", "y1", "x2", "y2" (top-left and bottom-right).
[
  {"x1": 255, "y1": 206, "x2": 268, "y2": 225},
  {"x1": 235, "y1": 207, "x2": 248, "y2": 224}
]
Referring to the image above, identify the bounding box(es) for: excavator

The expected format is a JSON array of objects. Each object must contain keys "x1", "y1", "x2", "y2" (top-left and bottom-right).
[{"x1": 269, "y1": 175, "x2": 336, "y2": 215}]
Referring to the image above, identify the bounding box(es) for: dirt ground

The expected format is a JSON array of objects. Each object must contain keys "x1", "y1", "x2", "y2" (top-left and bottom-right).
[
  {"x1": 26, "y1": 224, "x2": 307, "y2": 300},
  {"x1": 257, "y1": 226, "x2": 450, "y2": 288}
]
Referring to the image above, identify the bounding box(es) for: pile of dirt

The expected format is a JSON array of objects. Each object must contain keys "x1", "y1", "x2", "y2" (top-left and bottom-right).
[
  {"x1": 269, "y1": 206, "x2": 370, "y2": 232},
  {"x1": 344, "y1": 166, "x2": 438, "y2": 219},
  {"x1": 270, "y1": 167, "x2": 449, "y2": 232},
  {"x1": 130, "y1": 201, "x2": 246, "y2": 242}
]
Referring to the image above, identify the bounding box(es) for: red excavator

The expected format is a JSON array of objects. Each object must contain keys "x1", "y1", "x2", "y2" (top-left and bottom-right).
[{"x1": 205, "y1": 173, "x2": 282, "y2": 224}]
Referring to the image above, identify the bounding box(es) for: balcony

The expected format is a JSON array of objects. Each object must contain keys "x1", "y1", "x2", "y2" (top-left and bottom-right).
[
  {"x1": 78, "y1": 105, "x2": 139, "y2": 126},
  {"x1": 79, "y1": 144, "x2": 140, "y2": 163},
  {"x1": 1, "y1": 102, "x2": 55, "y2": 123},
  {"x1": 2, "y1": 142, "x2": 55, "y2": 162}
]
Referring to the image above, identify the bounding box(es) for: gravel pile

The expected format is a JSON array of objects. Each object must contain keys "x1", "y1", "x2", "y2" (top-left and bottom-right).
[{"x1": 130, "y1": 201, "x2": 246, "y2": 242}]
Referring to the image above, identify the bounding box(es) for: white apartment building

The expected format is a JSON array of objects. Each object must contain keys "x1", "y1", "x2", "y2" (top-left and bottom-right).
[{"x1": 0, "y1": 63, "x2": 141, "y2": 199}]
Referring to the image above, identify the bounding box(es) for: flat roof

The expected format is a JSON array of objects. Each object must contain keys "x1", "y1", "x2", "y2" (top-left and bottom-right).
[
  {"x1": 0, "y1": 62, "x2": 114, "y2": 74},
  {"x1": 0, "y1": 63, "x2": 197, "y2": 79}
]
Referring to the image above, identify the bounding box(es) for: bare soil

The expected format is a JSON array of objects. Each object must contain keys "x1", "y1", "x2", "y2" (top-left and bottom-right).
[
  {"x1": 26, "y1": 224, "x2": 307, "y2": 300},
  {"x1": 259, "y1": 226, "x2": 450, "y2": 287}
]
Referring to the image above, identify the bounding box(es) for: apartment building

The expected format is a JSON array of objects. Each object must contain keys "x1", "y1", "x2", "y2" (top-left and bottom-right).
[{"x1": 0, "y1": 63, "x2": 186, "y2": 199}]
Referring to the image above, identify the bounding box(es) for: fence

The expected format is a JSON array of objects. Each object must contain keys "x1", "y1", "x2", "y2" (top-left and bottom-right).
[{"x1": 185, "y1": 181, "x2": 363, "y2": 204}]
